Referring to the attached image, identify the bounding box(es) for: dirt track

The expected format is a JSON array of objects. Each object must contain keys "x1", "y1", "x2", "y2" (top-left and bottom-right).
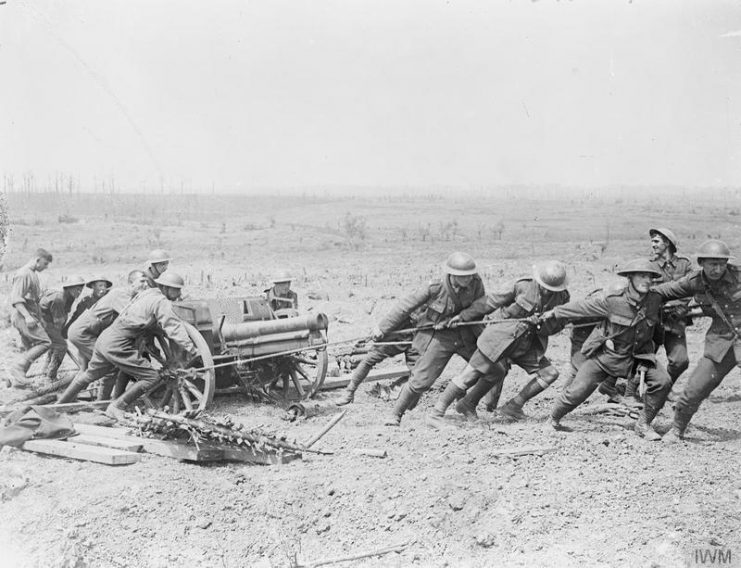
[{"x1": 1, "y1": 193, "x2": 740, "y2": 567}]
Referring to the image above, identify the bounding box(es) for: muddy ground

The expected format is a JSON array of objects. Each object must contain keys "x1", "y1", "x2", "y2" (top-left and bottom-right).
[{"x1": 0, "y1": 192, "x2": 739, "y2": 568}]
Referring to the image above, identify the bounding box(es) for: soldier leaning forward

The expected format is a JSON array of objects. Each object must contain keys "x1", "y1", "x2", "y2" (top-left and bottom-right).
[
  {"x1": 648, "y1": 227, "x2": 693, "y2": 388},
  {"x1": 651, "y1": 240, "x2": 741, "y2": 443},
  {"x1": 38, "y1": 277, "x2": 86, "y2": 380},
  {"x1": 143, "y1": 249, "x2": 171, "y2": 288},
  {"x1": 8, "y1": 249, "x2": 53, "y2": 388},
  {"x1": 335, "y1": 306, "x2": 422, "y2": 406},
  {"x1": 66, "y1": 270, "x2": 149, "y2": 404},
  {"x1": 545, "y1": 259, "x2": 672, "y2": 440},
  {"x1": 426, "y1": 261, "x2": 570, "y2": 427},
  {"x1": 57, "y1": 272, "x2": 197, "y2": 421},
  {"x1": 383, "y1": 252, "x2": 486, "y2": 427},
  {"x1": 64, "y1": 275, "x2": 113, "y2": 337}
]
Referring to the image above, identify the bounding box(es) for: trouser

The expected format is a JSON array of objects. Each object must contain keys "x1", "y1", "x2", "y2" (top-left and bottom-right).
[
  {"x1": 12, "y1": 312, "x2": 52, "y2": 350},
  {"x1": 359, "y1": 342, "x2": 419, "y2": 375},
  {"x1": 552, "y1": 358, "x2": 671, "y2": 420},
  {"x1": 408, "y1": 334, "x2": 475, "y2": 395},
  {"x1": 674, "y1": 350, "x2": 737, "y2": 428},
  {"x1": 660, "y1": 330, "x2": 689, "y2": 383}
]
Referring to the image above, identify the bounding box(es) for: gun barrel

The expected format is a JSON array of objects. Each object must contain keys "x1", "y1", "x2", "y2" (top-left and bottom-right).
[{"x1": 221, "y1": 313, "x2": 328, "y2": 343}]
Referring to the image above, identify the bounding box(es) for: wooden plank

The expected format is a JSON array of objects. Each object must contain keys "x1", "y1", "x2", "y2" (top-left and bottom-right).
[
  {"x1": 222, "y1": 446, "x2": 301, "y2": 465},
  {"x1": 70, "y1": 434, "x2": 143, "y2": 452},
  {"x1": 136, "y1": 438, "x2": 225, "y2": 462},
  {"x1": 40, "y1": 401, "x2": 111, "y2": 413},
  {"x1": 21, "y1": 439, "x2": 141, "y2": 465},
  {"x1": 318, "y1": 368, "x2": 410, "y2": 391},
  {"x1": 73, "y1": 423, "x2": 134, "y2": 440},
  {"x1": 489, "y1": 446, "x2": 557, "y2": 458}
]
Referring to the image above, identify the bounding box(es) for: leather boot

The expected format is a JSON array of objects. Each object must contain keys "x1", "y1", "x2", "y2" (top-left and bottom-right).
[
  {"x1": 57, "y1": 372, "x2": 93, "y2": 403},
  {"x1": 426, "y1": 383, "x2": 465, "y2": 428},
  {"x1": 456, "y1": 378, "x2": 494, "y2": 420},
  {"x1": 97, "y1": 375, "x2": 116, "y2": 401},
  {"x1": 106, "y1": 381, "x2": 150, "y2": 422},
  {"x1": 11, "y1": 344, "x2": 50, "y2": 388},
  {"x1": 498, "y1": 375, "x2": 549, "y2": 422},
  {"x1": 550, "y1": 400, "x2": 573, "y2": 431},
  {"x1": 633, "y1": 408, "x2": 661, "y2": 441},
  {"x1": 482, "y1": 379, "x2": 504, "y2": 412},
  {"x1": 335, "y1": 361, "x2": 372, "y2": 406},
  {"x1": 623, "y1": 375, "x2": 642, "y2": 408},
  {"x1": 384, "y1": 383, "x2": 420, "y2": 427},
  {"x1": 662, "y1": 405, "x2": 692, "y2": 443}
]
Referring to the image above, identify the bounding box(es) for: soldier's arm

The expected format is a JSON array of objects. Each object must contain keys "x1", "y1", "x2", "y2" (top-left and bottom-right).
[
  {"x1": 11, "y1": 273, "x2": 37, "y2": 322},
  {"x1": 458, "y1": 285, "x2": 515, "y2": 322},
  {"x1": 377, "y1": 286, "x2": 432, "y2": 333},
  {"x1": 154, "y1": 298, "x2": 197, "y2": 354},
  {"x1": 550, "y1": 294, "x2": 609, "y2": 323},
  {"x1": 651, "y1": 274, "x2": 698, "y2": 301}
]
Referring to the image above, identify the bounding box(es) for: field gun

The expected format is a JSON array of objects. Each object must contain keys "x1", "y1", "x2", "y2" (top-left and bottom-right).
[{"x1": 127, "y1": 296, "x2": 329, "y2": 414}]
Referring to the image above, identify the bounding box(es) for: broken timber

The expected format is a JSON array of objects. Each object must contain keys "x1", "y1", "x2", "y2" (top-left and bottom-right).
[
  {"x1": 488, "y1": 446, "x2": 557, "y2": 458},
  {"x1": 72, "y1": 422, "x2": 301, "y2": 465}
]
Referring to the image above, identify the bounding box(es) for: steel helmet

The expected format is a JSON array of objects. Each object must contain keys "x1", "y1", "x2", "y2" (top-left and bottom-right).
[
  {"x1": 147, "y1": 249, "x2": 171, "y2": 265},
  {"x1": 696, "y1": 239, "x2": 732, "y2": 261},
  {"x1": 442, "y1": 252, "x2": 477, "y2": 276},
  {"x1": 272, "y1": 270, "x2": 293, "y2": 283},
  {"x1": 532, "y1": 261, "x2": 569, "y2": 292},
  {"x1": 154, "y1": 271, "x2": 185, "y2": 289},
  {"x1": 86, "y1": 275, "x2": 113, "y2": 288},
  {"x1": 649, "y1": 227, "x2": 679, "y2": 250},
  {"x1": 616, "y1": 259, "x2": 662, "y2": 278},
  {"x1": 62, "y1": 275, "x2": 86, "y2": 289}
]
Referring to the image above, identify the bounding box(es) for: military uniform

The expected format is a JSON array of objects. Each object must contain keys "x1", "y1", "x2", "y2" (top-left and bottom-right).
[
  {"x1": 265, "y1": 288, "x2": 299, "y2": 312},
  {"x1": 67, "y1": 288, "x2": 135, "y2": 365},
  {"x1": 550, "y1": 286, "x2": 672, "y2": 424},
  {"x1": 451, "y1": 278, "x2": 569, "y2": 417},
  {"x1": 143, "y1": 267, "x2": 159, "y2": 289},
  {"x1": 650, "y1": 253, "x2": 693, "y2": 381},
  {"x1": 39, "y1": 289, "x2": 76, "y2": 361},
  {"x1": 64, "y1": 294, "x2": 100, "y2": 337},
  {"x1": 57, "y1": 288, "x2": 196, "y2": 406},
  {"x1": 9, "y1": 263, "x2": 51, "y2": 351},
  {"x1": 652, "y1": 265, "x2": 741, "y2": 431},
  {"x1": 384, "y1": 275, "x2": 485, "y2": 394}
]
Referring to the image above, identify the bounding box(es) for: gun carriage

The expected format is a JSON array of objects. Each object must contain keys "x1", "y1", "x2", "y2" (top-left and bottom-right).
[{"x1": 133, "y1": 296, "x2": 329, "y2": 413}]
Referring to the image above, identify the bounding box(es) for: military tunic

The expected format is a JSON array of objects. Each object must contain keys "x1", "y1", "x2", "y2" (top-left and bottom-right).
[
  {"x1": 265, "y1": 288, "x2": 299, "y2": 312},
  {"x1": 67, "y1": 288, "x2": 135, "y2": 363},
  {"x1": 77, "y1": 288, "x2": 196, "y2": 392},
  {"x1": 550, "y1": 287, "x2": 671, "y2": 417},
  {"x1": 650, "y1": 253, "x2": 693, "y2": 381},
  {"x1": 9, "y1": 263, "x2": 51, "y2": 350},
  {"x1": 380, "y1": 275, "x2": 485, "y2": 393},
  {"x1": 652, "y1": 265, "x2": 741, "y2": 417},
  {"x1": 458, "y1": 278, "x2": 569, "y2": 375},
  {"x1": 39, "y1": 289, "x2": 75, "y2": 356}
]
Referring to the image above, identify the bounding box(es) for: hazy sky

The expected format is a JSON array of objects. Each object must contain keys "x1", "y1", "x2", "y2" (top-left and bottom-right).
[{"x1": 1, "y1": 0, "x2": 741, "y2": 192}]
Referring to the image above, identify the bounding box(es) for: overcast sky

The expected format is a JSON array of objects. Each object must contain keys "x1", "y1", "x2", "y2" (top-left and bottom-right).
[{"x1": 1, "y1": 0, "x2": 740, "y2": 192}]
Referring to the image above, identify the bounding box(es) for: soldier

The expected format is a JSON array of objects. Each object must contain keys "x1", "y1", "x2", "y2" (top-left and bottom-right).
[
  {"x1": 8, "y1": 249, "x2": 53, "y2": 388},
  {"x1": 648, "y1": 227, "x2": 693, "y2": 400},
  {"x1": 38, "y1": 276, "x2": 86, "y2": 380},
  {"x1": 334, "y1": 308, "x2": 420, "y2": 406},
  {"x1": 143, "y1": 249, "x2": 171, "y2": 288},
  {"x1": 427, "y1": 261, "x2": 570, "y2": 426},
  {"x1": 383, "y1": 252, "x2": 486, "y2": 426},
  {"x1": 649, "y1": 240, "x2": 741, "y2": 442},
  {"x1": 67, "y1": 270, "x2": 148, "y2": 371},
  {"x1": 64, "y1": 275, "x2": 114, "y2": 335},
  {"x1": 546, "y1": 259, "x2": 672, "y2": 440},
  {"x1": 56, "y1": 271, "x2": 197, "y2": 421},
  {"x1": 265, "y1": 271, "x2": 299, "y2": 317}
]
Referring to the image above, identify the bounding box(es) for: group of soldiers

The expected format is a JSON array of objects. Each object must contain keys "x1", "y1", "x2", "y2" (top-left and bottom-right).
[
  {"x1": 7, "y1": 248, "x2": 301, "y2": 421},
  {"x1": 335, "y1": 229, "x2": 740, "y2": 443},
  {"x1": 6, "y1": 230, "x2": 740, "y2": 442}
]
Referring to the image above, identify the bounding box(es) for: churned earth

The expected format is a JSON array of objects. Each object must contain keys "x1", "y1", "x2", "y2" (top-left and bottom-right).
[{"x1": 0, "y1": 192, "x2": 739, "y2": 568}]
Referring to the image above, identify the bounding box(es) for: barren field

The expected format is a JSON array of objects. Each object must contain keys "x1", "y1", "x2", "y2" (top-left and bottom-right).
[{"x1": 0, "y1": 191, "x2": 740, "y2": 568}]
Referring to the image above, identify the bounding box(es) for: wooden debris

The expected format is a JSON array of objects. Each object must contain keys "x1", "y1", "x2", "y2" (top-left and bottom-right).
[
  {"x1": 488, "y1": 446, "x2": 556, "y2": 458},
  {"x1": 352, "y1": 448, "x2": 387, "y2": 458},
  {"x1": 40, "y1": 401, "x2": 111, "y2": 413},
  {"x1": 318, "y1": 368, "x2": 410, "y2": 391},
  {"x1": 303, "y1": 410, "x2": 347, "y2": 448},
  {"x1": 297, "y1": 542, "x2": 408, "y2": 568},
  {"x1": 20, "y1": 439, "x2": 140, "y2": 465}
]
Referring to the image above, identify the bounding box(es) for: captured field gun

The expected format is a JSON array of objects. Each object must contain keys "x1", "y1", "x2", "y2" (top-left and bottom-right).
[{"x1": 134, "y1": 296, "x2": 329, "y2": 414}]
